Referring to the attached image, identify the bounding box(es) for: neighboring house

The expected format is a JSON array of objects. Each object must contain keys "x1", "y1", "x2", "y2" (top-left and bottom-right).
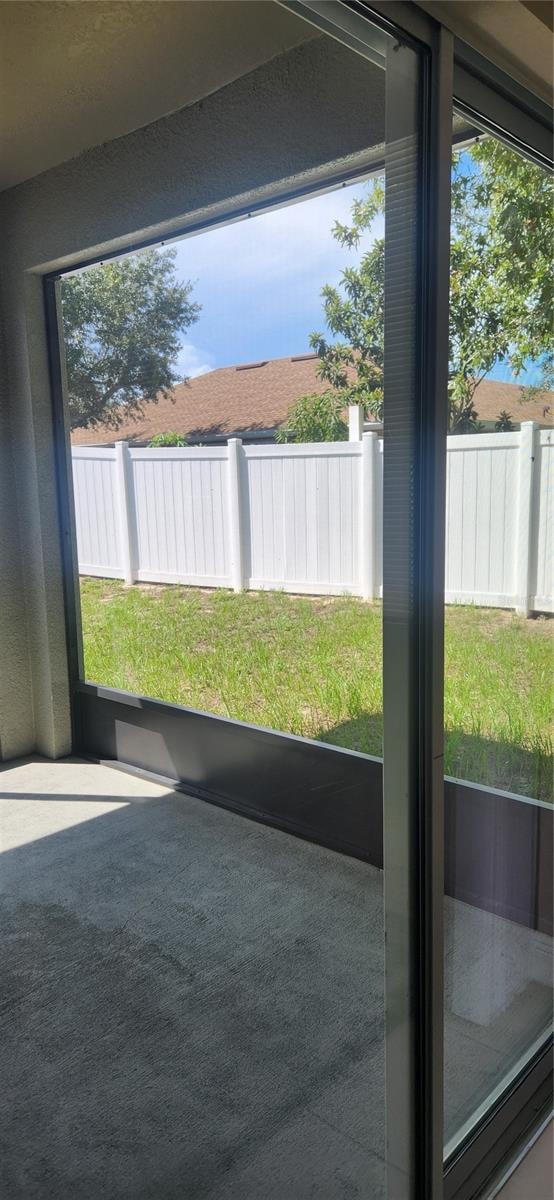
[
  {"x1": 470, "y1": 378, "x2": 554, "y2": 431},
  {"x1": 70, "y1": 352, "x2": 554, "y2": 446}
]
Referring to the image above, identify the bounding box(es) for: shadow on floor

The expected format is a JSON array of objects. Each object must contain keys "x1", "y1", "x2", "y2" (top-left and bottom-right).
[{"x1": 0, "y1": 774, "x2": 385, "y2": 1200}]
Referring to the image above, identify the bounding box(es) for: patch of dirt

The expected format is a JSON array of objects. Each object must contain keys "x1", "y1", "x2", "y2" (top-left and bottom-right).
[{"x1": 449, "y1": 607, "x2": 553, "y2": 637}]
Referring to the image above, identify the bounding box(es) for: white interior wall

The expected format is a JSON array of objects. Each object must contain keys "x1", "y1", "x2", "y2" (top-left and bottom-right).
[{"x1": 0, "y1": 28, "x2": 385, "y2": 759}]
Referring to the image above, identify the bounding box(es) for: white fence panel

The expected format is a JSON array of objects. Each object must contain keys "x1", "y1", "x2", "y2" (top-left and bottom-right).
[
  {"x1": 72, "y1": 447, "x2": 121, "y2": 577},
  {"x1": 71, "y1": 425, "x2": 551, "y2": 613},
  {"x1": 444, "y1": 432, "x2": 520, "y2": 608},
  {"x1": 129, "y1": 447, "x2": 229, "y2": 587},
  {"x1": 374, "y1": 440, "x2": 384, "y2": 598},
  {"x1": 244, "y1": 442, "x2": 361, "y2": 595},
  {"x1": 531, "y1": 431, "x2": 553, "y2": 612}
]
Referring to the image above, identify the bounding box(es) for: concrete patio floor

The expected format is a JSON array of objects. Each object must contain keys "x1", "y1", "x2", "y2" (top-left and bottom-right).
[{"x1": 1, "y1": 758, "x2": 551, "y2": 1199}]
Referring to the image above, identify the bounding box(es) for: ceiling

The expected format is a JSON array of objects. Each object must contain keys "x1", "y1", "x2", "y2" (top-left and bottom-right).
[
  {"x1": 419, "y1": 1, "x2": 553, "y2": 103},
  {"x1": 0, "y1": 1, "x2": 310, "y2": 191},
  {"x1": 1, "y1": 1, "x2": 551, "y2": 194}
]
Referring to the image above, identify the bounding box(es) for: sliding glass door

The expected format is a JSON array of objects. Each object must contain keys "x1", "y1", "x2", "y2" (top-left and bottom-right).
[
  {"x1": 49, "y1": 5, "x2": 437, "y2": 1198},
  {"x1": 443, "y1": 95, "x2": 553, "y2": 1194},
  {"x1": 46, "y1": 3, "x2": 551, "y2": 1198}
]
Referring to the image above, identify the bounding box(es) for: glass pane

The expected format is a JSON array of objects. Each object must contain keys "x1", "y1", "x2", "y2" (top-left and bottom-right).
[
  {"x1": 444, "y1": 119, "x2": 553, "y2": 1153},
  {"x1": 66, "y1": 175, "x2": 387, "y2": 759},
  {"x1": 52, "y1": 9, "x2": 420, "y2": 1198}
]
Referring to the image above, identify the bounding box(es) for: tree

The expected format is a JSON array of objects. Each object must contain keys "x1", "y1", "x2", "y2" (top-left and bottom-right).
[
  {"x1": 494, "y1": 410, "x2": 515, "y2": 432},
  {"x1": 308, "y1": 182, "x2": 385, "y2": 422},
  {"x1": 61, "y1": 248, "x2": 200, "y2": 430},
  {"x1": 449, "y1": 139, "x2": 553, "y2": 428},
  {"x1": 149, "y1": 431, "x2": 188, "y2": 447},
  {"x1": 276, "y1": 390, "x2": 348, "y2": 443},
  {"x1": 308, "y1": 143, "x2": 553, "y2": 433}
]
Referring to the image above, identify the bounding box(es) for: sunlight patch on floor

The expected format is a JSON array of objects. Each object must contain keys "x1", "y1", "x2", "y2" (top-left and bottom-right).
[{"x1": 0, "y1": 757, "x2": 173, "y2": 851}]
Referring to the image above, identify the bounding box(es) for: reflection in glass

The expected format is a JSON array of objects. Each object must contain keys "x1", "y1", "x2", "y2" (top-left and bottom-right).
[{"x1": 443, "y1": 123, "x2": 553, "y2": 1151}]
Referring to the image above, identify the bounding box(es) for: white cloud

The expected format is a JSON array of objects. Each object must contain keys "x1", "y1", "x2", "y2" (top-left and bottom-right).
[
  {"x1": 172, "y1": 179, "x2": 382, "y2": 292},
  {"x1": 174, "y1": 341, "x2": 215, "y2": 380},
  {"x1": 167, "y1": 177, "x2": 385, "y2": 367}
]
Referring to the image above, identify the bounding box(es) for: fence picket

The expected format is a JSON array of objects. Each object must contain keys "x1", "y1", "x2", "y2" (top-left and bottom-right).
[
  {"x1": 114, "y1": 441, "x2": 135, "y2": 584},
  {"x1": 227, "y1": 438, "x2": 245, "y2": 593},
  {"x1": 514, "y1": 422, "x2": 539, "y2": 617}
]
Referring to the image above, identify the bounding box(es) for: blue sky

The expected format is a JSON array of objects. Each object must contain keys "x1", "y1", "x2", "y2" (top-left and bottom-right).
[
  {"x1": 98, "y1": 169, "x2": 539, "y2": 389},
  {"x1": 486, "y1": 358, "x2": 544, "y2": 386},
  {"x1": 170, "y1": 180, "x2": 381, "y2": 379},
  {"x1": 167, "y1": 169, "x2": 546, "y2": 389}
]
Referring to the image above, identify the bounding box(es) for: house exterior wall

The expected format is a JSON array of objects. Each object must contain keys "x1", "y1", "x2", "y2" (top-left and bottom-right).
[{"x1": 0, "y1": 31, "x2": 385, "y2": 758}]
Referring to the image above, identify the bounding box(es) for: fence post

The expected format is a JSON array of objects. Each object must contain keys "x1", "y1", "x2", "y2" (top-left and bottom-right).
[
  {"x1": 349, "y1": 404, "x2": 364, "y2": 442},
  {"x1": 515, "y1": 421, "x2": 538, "y2": 617},
  {"x1": 114, "y1": 440, "x2": 135, "y2": 584},
  {"x1": 360, "y1": 431, "x2": 377, "y2": 599},
  {"x1": 227, "y1": 438, "x2": 245, "y2": 592}
]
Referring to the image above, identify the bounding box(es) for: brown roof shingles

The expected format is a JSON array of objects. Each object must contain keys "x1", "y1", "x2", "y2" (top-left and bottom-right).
[
  {"x1": 70, "y1": 353, "x2": 554, "y2": 445},
  {"x1": 471, "y1": 377, "x2": 553, "y2": 427}
]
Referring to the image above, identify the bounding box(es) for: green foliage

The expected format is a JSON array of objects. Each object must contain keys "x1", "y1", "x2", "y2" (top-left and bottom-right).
[
  {"x1": 310, "y1": 142, "x2": 553, "y2": 433},
  {"x1": 149, "y1": 431, "x2": 188, "y2": 447},
  {"x1": 494, "y1": 410, "x2": 515, "y2": 432},
  {"x1": 276, "y1": 390, "x2": 348, "y2": 443},
  {"x1": 309, "y1": 181, "x2": 385, "y2": 421},
  {"x1": 448, "y1": 382, "x2": 483, "y2": 433},
  {"x1": 61, "y1": 248, "x2": 200, "y2": 430},
  {"x1": 450, "y1": 139, "x2": 553, "y2": 420}
]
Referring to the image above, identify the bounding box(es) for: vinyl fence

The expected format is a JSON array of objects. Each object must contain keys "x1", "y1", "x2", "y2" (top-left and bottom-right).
[{"x1": 71, "y1": 423, "x2": 553, "y2": 615}]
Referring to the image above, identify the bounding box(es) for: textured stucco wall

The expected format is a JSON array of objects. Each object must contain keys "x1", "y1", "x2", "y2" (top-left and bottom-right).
[
  {"x1": 0, "y1": 32, "x2": 384, "y2": 760},
  {"x1": 0, "y1": 1, "x2": 312, "y2": 190},
  {"x1": 0, "y1": 315, "x2": 34, "y2": 760}
]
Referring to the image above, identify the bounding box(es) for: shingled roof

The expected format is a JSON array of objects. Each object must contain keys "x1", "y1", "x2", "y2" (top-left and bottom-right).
[{"x1": 71, "y1": 353, "x2": 554, "y2": 445}]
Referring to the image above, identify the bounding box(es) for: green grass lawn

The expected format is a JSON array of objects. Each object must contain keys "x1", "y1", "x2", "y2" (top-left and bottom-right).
[{"x1": 81, "y1": 579, "x2": 553, "y2": 802}]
